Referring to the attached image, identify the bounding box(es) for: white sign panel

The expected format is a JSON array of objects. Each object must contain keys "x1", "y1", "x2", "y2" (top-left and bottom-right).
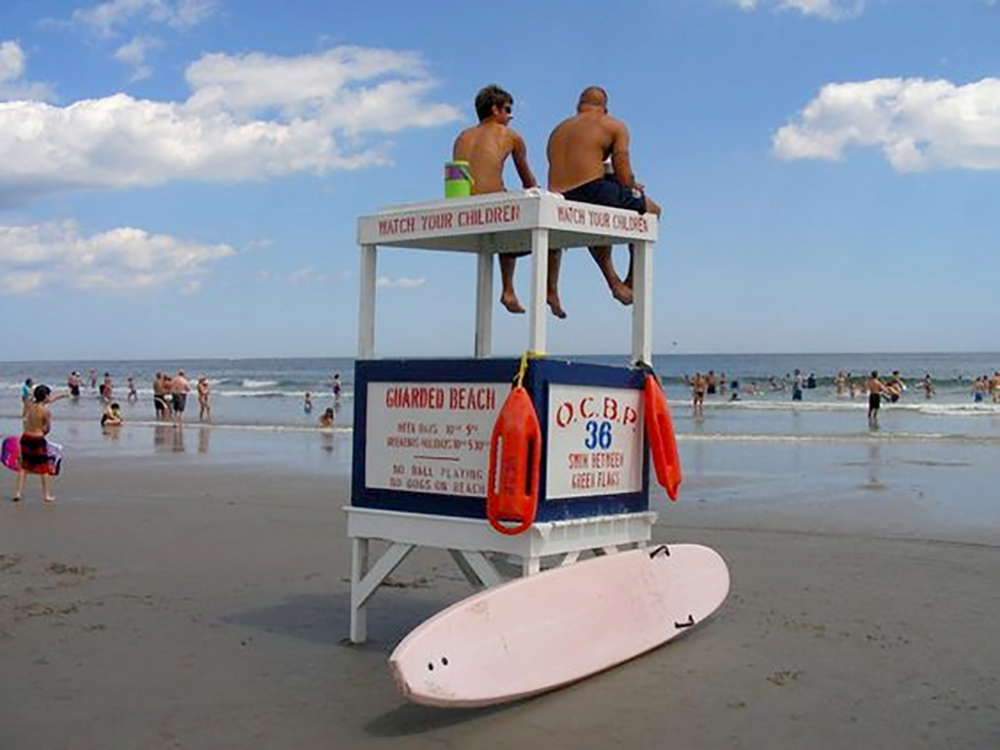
[
  {"x1": 546, "y1": 384, "x2": 644, "y2": 499},
  {"x1": 365, "y1": 382, "x2": 504, "y2": 498}
]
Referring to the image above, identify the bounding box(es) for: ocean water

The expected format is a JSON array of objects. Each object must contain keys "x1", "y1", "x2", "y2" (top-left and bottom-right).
[{"x1": 2, "y1": 353, "x2": 999, "y2": 445}]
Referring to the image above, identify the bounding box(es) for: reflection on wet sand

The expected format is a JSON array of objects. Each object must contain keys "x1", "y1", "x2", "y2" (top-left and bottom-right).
[
  {"x1": 154, "y1": 425, "x2": 172, "y2": 453},
  {"x1": 172, "y1": 425, "x2": 185, "y2": 453},
  {"x1": 199, "y1": 426, "x2": 210, "y2": 454}
]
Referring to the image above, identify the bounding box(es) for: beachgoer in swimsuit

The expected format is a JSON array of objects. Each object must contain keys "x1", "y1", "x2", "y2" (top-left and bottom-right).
[
  {"x1": 867, "y1": 371, "x2": 884, "y2": 429},
  {"x1": 14, "y1": 384, "x2": 68, "y2": 503},
  {"x1": 197, "y1": 376, "x2": 211, "y2": 421},
  {"x1": 153, "y1": 372, "x2": 169, "y2": 420},
  {"x1": 171, "y1": 370, "x2": 190, "y2": 424},
  {"x1": 547, "y1": 86, "x2": 662, "y2": 307},
  {"x1": 692, "y1": 372, "x2": 707, "y2": 417},
  {"x1": 332, "y1": 373, "x2": 343, "y2": 404},
  {"x1": 68, "y1": 371, "x2": 82, "y2": 399},
  {"x1": 101, "y1": 402, "x2": 123, "y2": 427},
  {"x1": 21, "y1": 378, "x2": 33, "y2": 417}
]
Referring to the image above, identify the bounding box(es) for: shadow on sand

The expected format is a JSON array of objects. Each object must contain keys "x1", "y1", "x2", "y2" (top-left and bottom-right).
[{"x1": 221, "y1": 591, "x2": 445, "y2": 649}]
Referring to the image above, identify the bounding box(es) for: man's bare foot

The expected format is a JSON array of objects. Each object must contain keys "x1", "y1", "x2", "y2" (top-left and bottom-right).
[
  {"x1": 547, "y1": 293, "x2": 567, "y2": 319},
  {"x1": 43, "y1": 496, "x2": 55, "y2": 503},
  {"x1": 610, "y1": 282, "x2": 633, "y2": 306},
  {"x1": 500, "y1": 293, "x2": 525, "y2": 314}
]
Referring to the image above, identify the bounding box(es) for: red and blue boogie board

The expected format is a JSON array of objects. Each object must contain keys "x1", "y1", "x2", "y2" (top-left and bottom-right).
[{"x1": 1, "y1": 436, "x2": 63, "y2": 475}]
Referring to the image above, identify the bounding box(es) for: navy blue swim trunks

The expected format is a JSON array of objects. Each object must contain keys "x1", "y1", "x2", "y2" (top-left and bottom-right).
[{"x1": 563, "y1": 176, "x2": 647, "y2": 214}]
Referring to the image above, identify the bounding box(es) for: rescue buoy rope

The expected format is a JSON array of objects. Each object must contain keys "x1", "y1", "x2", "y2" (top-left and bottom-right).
[{"x1": 513, "y1": 350, "x2": 545, "y2": 389}]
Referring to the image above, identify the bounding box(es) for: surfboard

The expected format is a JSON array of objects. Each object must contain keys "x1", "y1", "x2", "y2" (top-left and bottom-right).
[{"x1": 388, "y1": 543, "x2": 729, "y2": 708}]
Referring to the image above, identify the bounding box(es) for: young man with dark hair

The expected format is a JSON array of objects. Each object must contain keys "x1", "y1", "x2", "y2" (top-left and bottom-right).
[{"x1": 454, "y1": 85, "x2": 566, "y2": 318}]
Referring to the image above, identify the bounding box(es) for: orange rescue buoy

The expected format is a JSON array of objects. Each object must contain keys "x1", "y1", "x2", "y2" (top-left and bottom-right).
[
  {"x1": 486, "y1": 385, "x2": 541, "y2": 535},
  {"x1": 644, "y1": 373, "x2": 682, "y2": 501}
]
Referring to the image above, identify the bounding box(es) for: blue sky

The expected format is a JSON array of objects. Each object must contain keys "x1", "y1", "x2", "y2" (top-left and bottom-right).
[{"x1": 1, "y1": 0, "x2": 998, "y2": 361}]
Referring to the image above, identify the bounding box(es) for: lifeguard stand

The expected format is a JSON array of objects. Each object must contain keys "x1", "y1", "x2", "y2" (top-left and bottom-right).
[{"x1": 348, "y1": 189, "x2": 661, "y2": 643}]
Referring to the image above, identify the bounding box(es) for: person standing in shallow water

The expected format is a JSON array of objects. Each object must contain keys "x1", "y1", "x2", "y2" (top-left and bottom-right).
[
  {"x1": 867, "y1": 371, "x2": 885, "y2": 429},
  {"x1": 171, "y1": 370, "x2": 190, "y2": 425},
  {"x1": 331, "y1": 373, "x2": 342, "y2": 406},
  {"x1": 197, "y1": 376, "x2": 211, "y2": 422},
  {"x1": 21, "y1": 377, "x2": 33, "y2": 417},
  {"x1": 14, "y1": 384, "x2": 68, "y2": 503}
]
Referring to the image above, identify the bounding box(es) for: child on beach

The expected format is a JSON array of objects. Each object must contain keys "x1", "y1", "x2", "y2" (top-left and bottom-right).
[
  {"x1": 101, "y1": 401, "x2": 123, "y2": 427},
  {"x1": 304, "y1": 392, "x2": 313, "y2": 414},
  {"x1": 14, "y1": 384, "x2": 69, "y2": 503},
  {"x1": 319, "y1": 407, "x2": 335, "y2": 428}
]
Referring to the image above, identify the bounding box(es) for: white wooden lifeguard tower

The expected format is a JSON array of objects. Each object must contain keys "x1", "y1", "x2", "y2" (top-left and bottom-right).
[{"x1": 347, "y1": 189, "x2": 662, "y2": 643}]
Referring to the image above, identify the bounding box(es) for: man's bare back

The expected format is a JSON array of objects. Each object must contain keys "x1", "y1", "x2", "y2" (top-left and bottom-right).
[
  {"x1": 547, "y1": 111, "x2": 632, "y2": 194},
  {"x1": 453, "y1": 122, "x2": 524, "y2": 195}
]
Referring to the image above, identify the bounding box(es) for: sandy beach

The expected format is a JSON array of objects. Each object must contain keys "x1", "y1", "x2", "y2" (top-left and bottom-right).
[{"x1": 2, "y1": 425, "x2": 999, "y2": 749}]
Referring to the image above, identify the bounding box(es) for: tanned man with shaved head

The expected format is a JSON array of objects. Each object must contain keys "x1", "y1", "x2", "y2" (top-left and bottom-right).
[{"x1": 547, "y1": 86, "x2": 661, "y2": 307}]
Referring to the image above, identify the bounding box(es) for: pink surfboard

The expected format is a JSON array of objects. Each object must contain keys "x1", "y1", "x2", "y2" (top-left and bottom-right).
[{"x1": 389, "y1": 543, "x2": 729, "y2": 708}]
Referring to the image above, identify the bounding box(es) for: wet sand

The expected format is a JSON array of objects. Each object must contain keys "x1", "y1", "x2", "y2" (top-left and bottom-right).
[{"x1": 1, "y1": 430, "x2": 998, "y2": 749}]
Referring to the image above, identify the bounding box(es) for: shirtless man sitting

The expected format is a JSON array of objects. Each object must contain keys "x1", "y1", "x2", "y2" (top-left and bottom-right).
[
  {"x1": 547, "y1": 86, "x2": 661, "y2": 306},
  {"x1": 453, "y1": 85, "x2": 566, "y2": 318}
]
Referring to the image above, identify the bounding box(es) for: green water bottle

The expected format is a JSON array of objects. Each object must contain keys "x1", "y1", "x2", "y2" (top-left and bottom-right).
[{"x1": 444, "y1": 160, "x2": 473, "y2": 198}]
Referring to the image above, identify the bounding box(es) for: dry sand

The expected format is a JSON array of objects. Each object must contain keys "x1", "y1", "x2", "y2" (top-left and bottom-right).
[{"x1": 1, "y1": 436, "x2": 998, "y2": 749}]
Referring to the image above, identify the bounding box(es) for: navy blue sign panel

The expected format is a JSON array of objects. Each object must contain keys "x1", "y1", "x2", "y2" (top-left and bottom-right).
[{"x1": 352, "y1": 358, "x2": 650, "y2": 522}]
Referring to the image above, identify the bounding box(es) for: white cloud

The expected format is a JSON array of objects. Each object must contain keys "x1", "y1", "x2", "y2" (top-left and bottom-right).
[
  {"x1": 377, "y1": 276, "x2": 426, "y2": 288},
  {"x1": 0, "y1": 220, "x2": 234, "y2": 294},
  {"x1": 252, "y1": 266, "x2": 347, "y2": 285},
  {"x1": 72, "y1": 0, "x2": 220, "y2": 38},
  {"x1": 0, "y1": 41, "x2": 26, "y2": 81},
  {"x1": 773, "y1": 77, "x2": 1000, "y2": 172},
  {"x1": 0, "y1": 41, "x2": 56, "y2": 102},
  {"x1": 114, "y1": 35, "x2": 163, "y2": 81},
  {"x1": 0, "y1": 46, "x2": 461, "y2": 207},
  {"x1": 288, "y1": 267, "x2": 327, "y2": 285},
  {"x1": 731, "y1": 0, "x2": 864, "y2": 20},
  {"x1": 184, "y1": 48, "x2": 460, "y2": 133}
]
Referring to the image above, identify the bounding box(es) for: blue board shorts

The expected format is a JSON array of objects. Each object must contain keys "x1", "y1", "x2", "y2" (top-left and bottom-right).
[{"x1": 563, "y1": 176, "x2": 647, "y2": 214}]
